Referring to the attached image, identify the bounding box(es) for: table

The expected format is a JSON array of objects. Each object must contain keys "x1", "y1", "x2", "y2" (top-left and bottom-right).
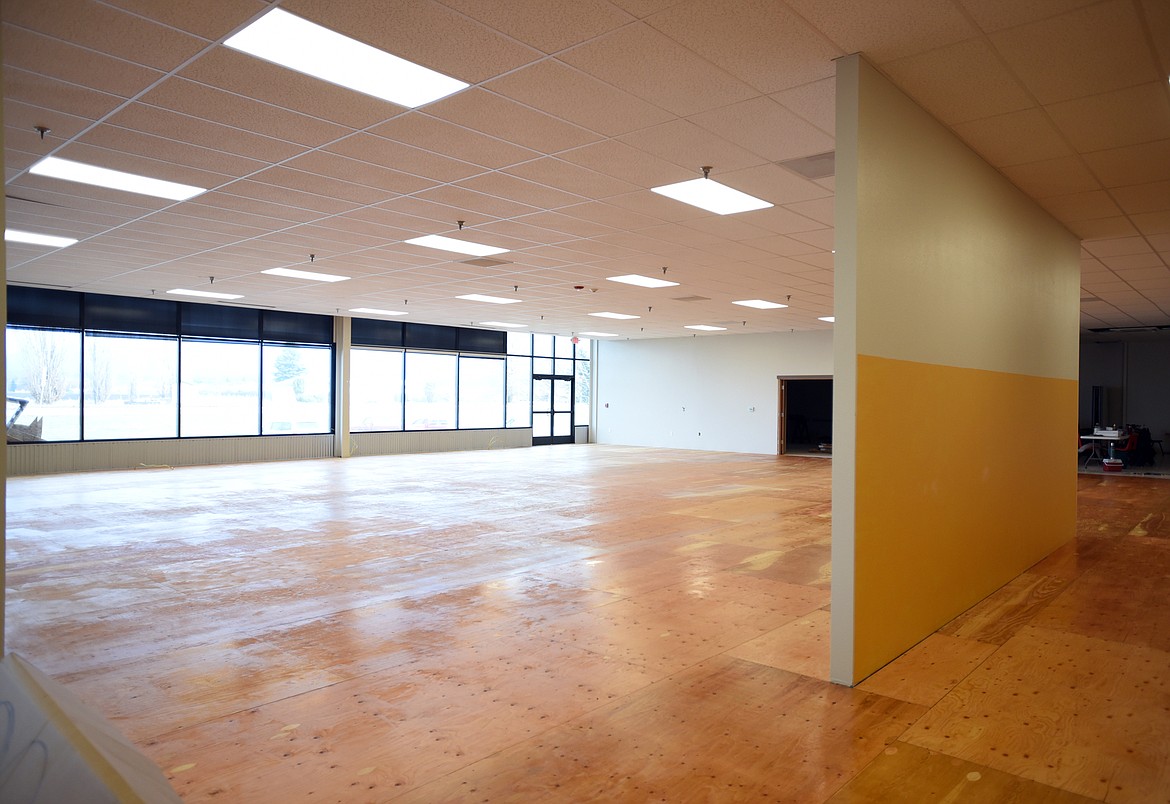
[{"x1": 1080, "y1": 433, "x2": 1129, "y2": 467}]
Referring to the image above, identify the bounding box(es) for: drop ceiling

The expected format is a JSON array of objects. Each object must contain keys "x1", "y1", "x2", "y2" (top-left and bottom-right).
[{"x1": 4, "y1": 0, "x2": 1169, "y2": 339}]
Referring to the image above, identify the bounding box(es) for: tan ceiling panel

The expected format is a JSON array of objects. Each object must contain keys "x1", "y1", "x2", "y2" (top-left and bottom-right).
[
  {"x1": 1100, "y1": 253, "x2": 1169, "y2": 271},
  {"x1": 2, "y1": 24, "x2": 163, "y2": 99},
  {"x1": 741, "y1": 234, "x2": 824, "y2": 258},
  {"x1": 719, "y1": 163, "x2": 832, "y2": 206},
  {"x1": 178, "y1": 47, "x2": 395, "y2": 130},
  {"x1": 456, "y1": 172, "x2": 584, "y2": 211},
  {"x1": 785, "y1": 0, "x2": 976, "y2": 63},
  {"x1": 558, "y1": 139, "x2": 695, "y2": 190},
  {"x1": 560, "y1": 200, "x2": 666, "y2": 232},
  {"x1": 735, "y1": 205, "x2": 829, "y2": 236},
  {"x1": 485, "y1": 58, "x2": 673, "y2": 138},
  {"x1": 1131, "y1": 211, "x2": 1170, "y2": 236},
  {"x1": 284, "y1": 150, "x2": 436, "y2": 197},
  {"x1": 989, "y1": 0, "x2": 1158, "y2": 105},
  {"x1": 648, "y1": 0, "x2": 840, "y2": 94},
  {"x1": 57, "y1": 140, "x2": 230, "y2": 190},
  {"x1": 436, "y1": 0, "x2": 634, "y2": 54},
  {"x1": 427, "y1": 88, "x2": 601, "y2": 154},
  {"x1": 619, "y1": 118, "x2": 769, "y2": 175},
  {"x1": 1045, "y1": 83, "x2": 1170, "y2": 154},
  {"x1": 1082, "y1": 139, "x2": 1170, "y2": 187},
  {"x1": 1000, "y1": 156, "x2": 1102, "y2": 198},
  {"x1": 1068, "y1": 217, "x2": 1139, "y2": 239},
  {"x1": 953, "y1": 108, "x2": 1074, "y2": 167},
  {"x1": 142, "y1": 78, "x2": 351, "y2": 147},
  {"x1": 1083, "y1": 236, "x2": 1153, "y2": 259},
  {"x1": 1038, "y1": 191, "x2": 1124, "y2": 222},
  {"x1": 882, "y1": 39, "x2": 1035, "y2": 126},
  {"x1": 106, "y1": 103, "x2": 305, "y2": 165},
  {"x1": 10, "y1": 172, "x2": 175, "y2": 216},
  {"x1": 503, "y1": 157, "x2": 640, "y2": 199},
  {"x1": 958, "y1": 0, "x2": 1120, "y2": 34},
  {"x1": 1111, "y1": 181, "x2": 1170, "y2": 215},
  {"x1": 682, "y1": 215, "x2": 776, "y2": 243},
  {"x1": 4, "y1": 68, "x2": 126, "y2": 122},
  {"x1": 371, "y1": 113, "x2": 537, "y2": 169},
  {"x1": 324, "y1": 133, "x2": 485, "y2": 184},
  {"x1": 101, "y1": 0, "x2": 266, "y2": 39},
  {"x1": 604, "y1": 188, "x2": 711, "y2": 224},
  {"x1": 770, "y1": 77, "x2": 835, "y2": 136},
  {"x1": 78, "y1": 123, "x2": 264, "y2": 179},
  {"x1": 195, "y1": 188, "x2": 333, "y2": 224},
  {"x1": 415, "y1": 183, "x2": 541, "y2": 221},
  {"x1": 688, "y1": 96, "x2": 835, "y2": 164},
  {"x1": 471, "y1": 220, "x2": 577, "y2": 246},
  {"x1": 560, "y1": 22, "x2": 758, "y2": 117},
  {"x1": 4, "y1": 0, "x2": 207, "y2": 70}
]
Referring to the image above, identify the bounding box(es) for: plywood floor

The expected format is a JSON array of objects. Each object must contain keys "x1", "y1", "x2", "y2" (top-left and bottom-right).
[{"x1": 6, "y1": 445, "x2": 1169, "y2": 802}]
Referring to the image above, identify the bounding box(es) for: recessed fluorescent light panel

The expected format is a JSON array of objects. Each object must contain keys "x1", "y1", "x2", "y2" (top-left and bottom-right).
[
  {"x1": 457, "y1": 294, "x2": 521, "y2": 305},
  {"x1": 733, "y1": 299, "x2": 787, "y2": 310},
  {"x1": 606, "y1": 274, "x2": 680, "y2": 289},
  {"x1": 651, "y1": 177, "x2": 773, "y2": 215},
  {"x1": 478, "y1": 321, "x2": 527, "y2": 328},
  {"x1": 818, "y1": 316, "x2": 836, "y2": 323},
  {"x1": 262, "y1": 267, "x2": 350, "y2": 282},
  {"x1": 405, "y1": 235, "x2": 508, "y2": 257},
  {"x1": 167, "y1": 288, "x2": 243, "y2": 300},
  {"x1": 5, "y1": 229, "x2": 78, "y2": 249},
  {"x1": 578, "y1": 331, "x2": 618, "y2": 337},
  {"x1": 685, "y1": 325, "x2": 727, "y2": 331},
  {"x1": 29, "y1": 157, "x2": 206, "y2": 201},
  {"x1": 350, "y1": 308, "x2": 407, "y2": 316},
  {"x1": 589, "y1": 312, "x2": 640, "y2": 320},
  {"x1": 224, "y1": 8, "x2": 468, "y2": 108}
]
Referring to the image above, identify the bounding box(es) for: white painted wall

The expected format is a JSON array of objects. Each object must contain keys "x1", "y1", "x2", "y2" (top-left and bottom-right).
[{"x1": 593, "y1": 330, "x2": 833, "y2": 455}]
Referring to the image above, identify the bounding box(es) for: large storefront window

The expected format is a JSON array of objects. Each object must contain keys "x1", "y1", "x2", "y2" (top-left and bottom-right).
[
  {"x1": 350, "y1": 347, "x2": 404, "y2": 432},
  {"x1": 458, "y1": 356, "x2": 505, "y2": 429},
  {"x1": 180, "y1": 339, "x2": 261, "y2": 437},
  {"x1": 261, "y1": 344, "x2": 332, "y2": 434},
  {"x1": 84, "y1": 333, "x2": 178, "y2": 440},
  {"x1": 404, "y1": 352, "x2": 456, "y2": 430},
  {"x1": 5, "y1": 326, "x2": 81, "y2": 442}
]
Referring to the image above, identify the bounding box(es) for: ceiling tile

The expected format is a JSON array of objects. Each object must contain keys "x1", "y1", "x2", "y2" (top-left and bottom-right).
[
  {"x1": 142, "y1": 78, "x2": 351, "y2": 147},
  {"x1": 426, "y1": 88, "x2": 601, "y2": 153},
  {"x1": 558, "y1": 139, "x2": 694, "y2": 188},
  {"x1": 557, "y1": 201, "x2": 662, "y2": 232},
  {"x1": 100, "y1": 0, "x2": 266, "y2": 39},
  {"x1": 2, "y1": 24, "x2": 164, "y2": 99},
  {"x1": 324, "y1": 133, "x2": 485, "y2": 184},
  {"x1": 958, "y1": 0, "x2": 1115, "y2": 34},
  {"x1": 4, "y1": 67, "x2": 125, "y2": 121},
  {"x1": 647, "y1": 0, "x2": 841, "y2": 92},
  {"x1": 292, "y1": 0, "x2": 539, "y2": 84},
  {"x1": 485, "y1": 58, "x2": 674, "y2": 138},
  {"x1": 952, "y1": 108, "x2": 1073, "y2": 167},
  {"x1": 882, "y1": 38, "x2": 1035, "y2": 126},
  {"x1": 283, "y1": 151, "x2": 436, "y2": 197},
  {"x1": 370, "y1": 112, "x2": 537, "y2": 169},
  {"x1": 1045, "y1": 83, "x2": 1170, "y2": 153},
  {"x1": 503, "y1": 158, "x2": 640, "y2": 199},
  {"x1": 1131, "y1": 211, "x2": 1170, "y2": 236},
  {"x1": 1038, "y1": 191, "x2": 1124, "y2": 222},
  {"x1": 1110, "y1": 181, "x2": 1170, "y2": 215},
  {"x1": 687, "y1": 97, "x2": 835, "y2": 164},
  {"x1": 785, "y1": 0, "x2": 977, "y2": 63},
  {"x1": 770, "y1": 78, "x2": 836, "y2": 135},
  {"x1": 435, "y1": 0, "x2": 633, "y2": 53},
  {"x1": 106, "y1": 103, "x2": 306, "y2": 165},
  {"x1": 988, "y1": 0, "x2": 1159, "y2": 105},
  {"x1": 718, "y1": 163, "x2": 832, "y2": 206},
  {"x1": 4, "y1": 0, "x2": 207, "y2": 70},
  {"x1": 414, "y1": 183, "x2": 541, "y2": 220},
  {"x1": 1082, "y1": 139, "x2": 1170, "y2": 187},
  {"x1": 618, "y1": 119, "x2": 766, "y2": 174},
  {"x1": 1069, "y1": 217, "x2": 1140, "y2": 239},
  {"x1": 456, "y1": 172, "x2": 585, "y2": 210},
  {"x1": 559, "y1": 22, "x2": 758, "y2": 116},
  {"x1": 1000, "y1": 156, "x2": 1102, "y2": 197},
  {"x1": 1082, "y1": 236, "x2": 1153, "y2": 258},
  {"x1": 77, "y1": 122, "x2": 265, "y2": 178}
]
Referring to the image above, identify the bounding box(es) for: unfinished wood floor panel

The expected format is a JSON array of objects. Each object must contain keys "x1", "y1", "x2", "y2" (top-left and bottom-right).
[{"x1": 8, "y1": 448, "x2": 1170, "y2": 801}]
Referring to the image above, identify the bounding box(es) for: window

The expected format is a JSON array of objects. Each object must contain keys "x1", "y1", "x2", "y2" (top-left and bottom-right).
[
  {"x1": 350, "y1": 347, "x2": 404, "y2": 432},
  {"x1": 458, "y1": 357, "x2": 504, "y2": 429},
  {"x1": 84, "y1": 333, "x2": 178, "y2": 440},
  {"x1": 507, "y1": 331, "x2": 531, "y2": 356},
  {"x1": 404, "y1": 352, "x2": 456, "y2": 430},
  {"x1": 262, "y1": 344, "x2": 332, "y2": 434},
  {"x1": 575, "y1": 353, "x2": 591, "y2": 426},
  {"x1": 533, "y1": 333, "x2": 554, "y2": 357},
  {"x1": 180, "y1": 339, "x2": 261, "y2": 436},
  {"x1": 6, "y1": 326, "x2": 81, "y2": 442},
  {"x1": 506, "y1": 356, "x2": 531, "y2": 428}
]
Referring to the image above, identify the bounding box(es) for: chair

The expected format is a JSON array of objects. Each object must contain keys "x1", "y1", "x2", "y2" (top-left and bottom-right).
[{"x1": 1113, "y1": 431, "x2": 1143, "y2": 467}]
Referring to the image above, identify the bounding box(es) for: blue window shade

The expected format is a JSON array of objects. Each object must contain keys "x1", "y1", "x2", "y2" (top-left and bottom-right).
[
  {"x1": 457, "y1": 327, "x2": 506, "y2": 354},
  {"x1": 181, "y1": 303, "x2": 261, "y2": 340},
  {"x1": 85, "y1": 293, "x2": 179, "y2": 335},
  {"x1": 262, "y1": 310, "x2": 332, "y2": 344},
  {"x1": 404, "y1": 323, "x2": 458, "y2": 351},
  {"x1": 7, "y1": 286, "x2": 83, "y2": 329},
  {"x1": 352, "y1": 317, "x2": 405, "y2": 348}
]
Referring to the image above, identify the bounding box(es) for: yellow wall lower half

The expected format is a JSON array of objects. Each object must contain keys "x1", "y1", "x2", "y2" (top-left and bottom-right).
[{"x1": 852, "y1": 354, "x2": 1077, "y2": 680}]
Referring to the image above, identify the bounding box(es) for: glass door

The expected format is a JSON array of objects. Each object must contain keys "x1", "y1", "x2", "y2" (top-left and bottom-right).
[{"x1": 532, "y1": 375, "x2": 574, "y2": 445}]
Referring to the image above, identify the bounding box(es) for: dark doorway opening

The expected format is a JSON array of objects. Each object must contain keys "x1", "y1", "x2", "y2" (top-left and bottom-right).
[{"x1": 780, "y1": 378, "x2": 832, "y2": 455}]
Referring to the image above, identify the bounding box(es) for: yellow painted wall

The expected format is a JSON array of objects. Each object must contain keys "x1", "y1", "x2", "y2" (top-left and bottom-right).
[{"x1": 831, "y1": 56, "x2": 1081, "y2": 683}]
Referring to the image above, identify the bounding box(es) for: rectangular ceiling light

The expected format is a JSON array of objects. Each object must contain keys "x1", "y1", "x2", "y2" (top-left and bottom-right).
[
  {"x1": 262, "y1": 267, "x2": 350, "y2": 282},
  {"x1": 29, "y1": 156, "x2": 206, "y2": 201},
  {"x1": 589, "y1": 311, "x2": 640, "y2": 320},
  {"x1": 406, "y1": 234, "x2": 508, "y2": 257},
  {"x1": 607, "y1": 274, "x2": 680, "y2": 289},
  {"x1": 224, "y1": 8, "x2": 468, "y2": 108},
  {"x1": 818, "y1": 316, "x2": 835, "y2": 323},
  {"x1": 578, "y1": 331, "x2": 618, "y2": 337},
  {"x1": 167, "y1": 288, "x2": 243, "y2": 300},
  {"x1": 651, "y1": 177, "x2": 772, "y2": 215},
  {"x1": 350, "y1": 307, "x2": 407, "y2": 316},
  {"x1": 733, "y1": 299, "x2": 788, "y2": 309},
  {"x1": 478, "y1": 321, "x2": 527, "y2": 328},
  {"x1": 5, "y1": 228, "x2": 78, "y2": 249},
  {"x1": 457, "y1": 294, "x2": 521, "y2": 305},
  {"x1": 685, "y1": 324, "x2": 727, "y2": 331}
]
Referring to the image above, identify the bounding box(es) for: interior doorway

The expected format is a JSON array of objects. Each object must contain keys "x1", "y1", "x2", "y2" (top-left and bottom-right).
[{"x1": 778, "y1": 377, "x2": 833, "y2": 455}]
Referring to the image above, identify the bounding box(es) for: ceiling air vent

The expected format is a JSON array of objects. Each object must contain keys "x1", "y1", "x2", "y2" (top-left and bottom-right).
[
  {"x1": 461, "y1": 257, "x2": 511, "y2": 268},
  {"x1": 776, "y1": 151, "x2": 835, "y2": 180},
  {"x1": 672, "y1": 295, "x2": 711, "y2": 302}
]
